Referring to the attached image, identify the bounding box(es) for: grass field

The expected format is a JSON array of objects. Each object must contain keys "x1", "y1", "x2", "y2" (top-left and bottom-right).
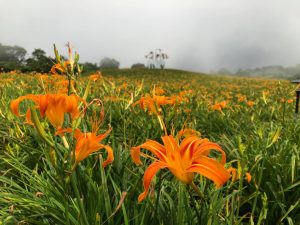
[{"x1": 0, "y1": 67, "x2": 299, "y2": 225}]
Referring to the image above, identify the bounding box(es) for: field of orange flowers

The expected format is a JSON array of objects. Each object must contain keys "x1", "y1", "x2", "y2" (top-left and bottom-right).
[{"x1": 0, "y1": 46, "x2": 299, "y2": 225}]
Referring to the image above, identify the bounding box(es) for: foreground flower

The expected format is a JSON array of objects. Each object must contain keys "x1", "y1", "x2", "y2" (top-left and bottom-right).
[
  {"x1": 131, "y1": 134, "x2": 230, "y2": 202},
  {"x1": 58, "y1": 127, "x2": 114, "y2": 168},
  {"x1": 10, "y1": 93, "x2": 84, "y2": 130}
]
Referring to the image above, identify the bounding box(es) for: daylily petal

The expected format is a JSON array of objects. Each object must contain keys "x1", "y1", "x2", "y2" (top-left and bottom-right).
[
  {"x1": 45, "y1": 95, "x2": 66, "y2": 129},
  {"x1": 193, "y1": 142, "x2": 226, "y2": 164},
  {"x1": 179, "y1": 136, "x2": 207, "y2": 160},
  {"x1": 131, "y1": 146, "x2": 143, "y2": 165},
  {"x1": 138, "y1": 161, "x2": 167, "y2": 203},
  {"x1": 25, "y1": 108, "x2": 33, "y2": 125},
  {"x1": 187, "y1": 156, "x2": 230, "y2": 187},
  {"x1": 75, "y1": 134, "x2": 102, "y2": 162},
  {"x1": 38, "y1": 94, "x2": 49, "y2": 117},
  {"x1": 246, "y1": 172, "x2": 252, "y2": 183},
  {"x1": 99, "y1": 144, "x2": 114, "y2": 168},
  {"x1": 51, "y1": 64, "x2": 64, "y2": 75},
  {"x1": 95, "y1": 127, "x2": 112, "y2": 143},
  {"x1": 65, "y1": 94, "x2": 85, "y2": 119},
  {"x1": 10, "y1": 94, "x2": 39, "y2": 117},
  {"x1": 131, "y1": 139, "x2": 167, "y2": 165},
  {"x1": 161, "y1": 135, "x2": 178, "y2": 154}
]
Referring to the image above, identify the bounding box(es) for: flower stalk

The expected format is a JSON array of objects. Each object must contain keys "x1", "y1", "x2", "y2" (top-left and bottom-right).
[{"x1": 30, "y1": 107, "x2": 55, "y2": 147}]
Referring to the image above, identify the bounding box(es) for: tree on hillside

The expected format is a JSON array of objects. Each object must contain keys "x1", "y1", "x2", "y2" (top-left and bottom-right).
[
  {"x1": 22, "y1": 48, "x2": 54, "y2": 73},
  {"x1": 131, "y1": 63, "x2": 145, "y2": 69},
  {"x1": 82, "y1": 62, "x2": 99, "y2": 73},
  {"x1": 0, "y1": 43, "x2": 27, "y2": 71},
  {"x1": 99, "y1": 57, "x2": 120, "y2": 69}
]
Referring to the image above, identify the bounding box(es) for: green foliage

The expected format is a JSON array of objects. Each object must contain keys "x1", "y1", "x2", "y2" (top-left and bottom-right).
[{"x1": 0, "y1": 69, "x2": 299, "y2": 224}]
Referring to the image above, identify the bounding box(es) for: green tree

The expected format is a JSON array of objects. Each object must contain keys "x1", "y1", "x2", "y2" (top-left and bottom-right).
[
  {"x1": 99, "y1": 57, "x2": 120, "y2": 69},
  {"x1": 22, "y1": 49, "x2": 53, "y2": 73},
  {"x1": 82, "y1": 62, "x2": 99, "y2": 73},
  {"x1": 131, "y1": 63, "x2": 145, "y2": 69},
  {"x1": 0, "y1": 43, "x2": 27, "y2": 71}
]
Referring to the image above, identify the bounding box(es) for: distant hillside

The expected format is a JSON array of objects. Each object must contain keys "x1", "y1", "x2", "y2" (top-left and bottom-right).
[
  {"x1": 96, "y1": 68, "x2": 206, "y2": 78},
  {"x1": 234, "y1": 65, "x2": 300, "y2": 79}
]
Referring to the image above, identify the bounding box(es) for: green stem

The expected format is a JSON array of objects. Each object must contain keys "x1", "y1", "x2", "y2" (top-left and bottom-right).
[
  {"x1": 153, "y1": 172, "x2": 163, "y2": 219},
  {"x1": 188, "y1": 186, "x2": 202, "y2": 223},
  {"x1": 70, "y1": 171, "x2": 89, "y2": 225},
  {"x1": 68, "y1": 76, "x2": 71, "y2": 96},
  {"x1": 190, "y1": 181, "x2": 204, "y2": 199},
  {"x1": 61, "y1": 135, "x2": 70, "y2": 149},
  {"x1": 64, "y1": 180, "x2": 70, "y2": 225},
  {"x1": 30, "y1": 107, "x2": 55, "y2": 147}
]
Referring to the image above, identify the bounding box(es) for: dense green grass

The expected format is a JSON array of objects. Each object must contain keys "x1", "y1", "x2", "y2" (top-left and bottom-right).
[{"x1": 0, "y1": 69, "x2": 299, "y2": 224}]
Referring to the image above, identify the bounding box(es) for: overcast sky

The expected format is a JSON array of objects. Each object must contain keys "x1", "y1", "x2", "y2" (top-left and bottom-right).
[{"x1": 1, "y1": 0, "x2": 300, "y2": 72}]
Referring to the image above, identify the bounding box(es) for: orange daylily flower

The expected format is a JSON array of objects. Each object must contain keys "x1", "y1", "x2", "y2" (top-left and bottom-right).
[
  {"x1": 246, "y1": 101, "x2": 255, "y2": 107},
  {"x1": 237, "y1": 95, "x2": 246, "y2": 102},
  {"x1": 51, "y1": 61, "x2": 73, "y2": 75},
  {"x1": 51, "y1": 64, "x2": 64, "y2": 75},
  {"x1": 89, "y1": 72, "x2": 102, "y2": 82},
  {"x1": 10, "y1": 93, "x2": 84, "y2": 130},
  {"x1": 212, "y1": 100, "x2": 227, "y2": 112},
  {"x1": 227, "y1": 167, "x2": 251, "y2": 183},
  {"x1": 58, "y1": 127, "x2": 114, "y2": 168},
  {"x1": 131, "y1": 135, "x2": 230, "y2": 202},
  {"x1": 133, "y1": 94, "x2": 177, "y2": 115}
]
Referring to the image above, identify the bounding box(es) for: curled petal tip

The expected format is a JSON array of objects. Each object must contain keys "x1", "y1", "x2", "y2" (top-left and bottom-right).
[
  {"x1": 138, "y1": 193, "x2": 146, "y2": 203},
  {"x1": 101, "y1": 145, "x2": 114, "y2": 168},
  {"x1": 131, "y1": 147, "x2": 142, "y2": 165}
]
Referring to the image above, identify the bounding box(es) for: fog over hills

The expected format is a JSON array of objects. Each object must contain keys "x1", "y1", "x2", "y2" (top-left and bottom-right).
[{"x1": 1, "y1": 0, "x2": 300, "y2": 73}]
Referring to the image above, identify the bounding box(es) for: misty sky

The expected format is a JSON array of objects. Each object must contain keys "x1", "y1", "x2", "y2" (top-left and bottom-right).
[{"x1": 1, "y1": 0, "x2": 300, "y2": 72}]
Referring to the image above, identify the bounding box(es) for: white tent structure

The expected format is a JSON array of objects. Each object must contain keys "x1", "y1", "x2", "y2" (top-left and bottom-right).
[{"x1": 145, "y1": 49, "x2": 168, "y2": 69}]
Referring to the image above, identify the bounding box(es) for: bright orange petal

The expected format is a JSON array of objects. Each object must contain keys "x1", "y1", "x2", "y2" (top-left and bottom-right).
[
  {"x1": 65, "y1": 94, "x2": 82, "y2": 119},
  {"x1": 45, "y1": 95, "x2": 66, "y2": 129},
  {"x1": 131, "y1": 139, "x2": 167, "y2": 165},
  {"x1": 131, "y1": 146, "x2": 143, "y2": 165},
  {"x1": 75, "y1": 133, "x2": 100, "y2": 161},
  {"x1": 95, "y1": 127, "x2": 112, "y2": 143},
  {"x1": 139, "y1": 140, "x2": 167, "y2": 160},
  {"x1": 193, "y1": 142, "x2": 226, "y2": 164},
  {"x1": 187, "y1": 156, "x2": 230, "y2": 187},
  {"x1": 99, "y1": 144, "x2": 114, "y2": 168},
  {"x1": 138, "y1": 162, "x2": 167, "y2": 203},
  {"x1": 25, "y1": 108, "x2": 33, "y2": 125},
  {"x1": 161, "y1": 135, "x2": 178, "y2": 154},
  {"x1": 179, "y1": 136, "x2": 207, "y2": 160},
  {"x1": 246, "y1": 172, "x2": 252, "y2": 183},
  {"x1": 38, "y1": 94, "x2": 49, "y2": 117},
  {"x1": 54, "y1": 127, "x2": 74, "y2": 136},
  {"x1": 10, "y1": 94, "x2": 39, "y2": 117},
  {"x1": 51, "y1": 64, "x2": 64, "y2": 74}
]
